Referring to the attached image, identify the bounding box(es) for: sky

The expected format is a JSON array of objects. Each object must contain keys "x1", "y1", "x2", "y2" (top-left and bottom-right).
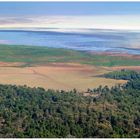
[{"x1": 0, "y1": 2, "x2": 140, "y2": 30}]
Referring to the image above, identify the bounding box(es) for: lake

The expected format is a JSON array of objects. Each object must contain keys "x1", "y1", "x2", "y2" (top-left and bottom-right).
[{"x1": 0, "y1": 29, "x2": 140, "y2": 54}]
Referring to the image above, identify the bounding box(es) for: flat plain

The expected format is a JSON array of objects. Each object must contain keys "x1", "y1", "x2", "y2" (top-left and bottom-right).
[
  {"x1": 0, "y1": 44, "x2": 139, "y2": 91},
  {"x1": 0, "y1": 62, "x2": 127, "y2": 91}
]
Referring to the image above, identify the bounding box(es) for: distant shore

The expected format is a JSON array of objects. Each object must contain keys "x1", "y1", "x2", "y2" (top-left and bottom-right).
[{"x1": 0, "y1": 29, "x2": 140, "y2": 55}]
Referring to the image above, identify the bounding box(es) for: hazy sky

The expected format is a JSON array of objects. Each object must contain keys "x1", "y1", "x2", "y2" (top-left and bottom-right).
[{"x1": 0, "y1": 2, "x2": 140, "y2": 30}]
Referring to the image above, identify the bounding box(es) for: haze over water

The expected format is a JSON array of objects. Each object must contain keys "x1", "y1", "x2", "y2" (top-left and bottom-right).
[
  {"x1": 0, "y1": 29, "x2": 140, "y2": 55},
  {"x1": 0, "y1": 2, "x2": 140, "y2": 55}
]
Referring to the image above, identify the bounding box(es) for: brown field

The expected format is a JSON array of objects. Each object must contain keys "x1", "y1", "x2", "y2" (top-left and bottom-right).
[
  {"x1": 0, "y1": 62, "x2": 127, "y2": 91},
  {"x1": 110, "y1": 66, "x2": 140, "y2": 71},
  {"x1": 90, "y1": 51, "x2": 140, "y2": 60}
]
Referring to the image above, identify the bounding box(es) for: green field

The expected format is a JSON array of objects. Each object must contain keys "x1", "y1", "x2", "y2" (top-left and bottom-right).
[{"x1": 0, "y1": 44, "x2": 140, "y2": 66}]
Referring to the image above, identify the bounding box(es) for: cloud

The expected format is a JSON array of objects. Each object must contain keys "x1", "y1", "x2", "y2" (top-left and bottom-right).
[
  {"x1": 0, "y1": 17, "x2": 33, "y2": 24},
  {"x1": 0, "y1": 15, "x2": 140, "y2": 30}
]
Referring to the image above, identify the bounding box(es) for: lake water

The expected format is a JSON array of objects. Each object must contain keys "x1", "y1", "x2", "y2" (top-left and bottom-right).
[{"x1": 0, "y1": 29, "x2": 140, "y2": 54}]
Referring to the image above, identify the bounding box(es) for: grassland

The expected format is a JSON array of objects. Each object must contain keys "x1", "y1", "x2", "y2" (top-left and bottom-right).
[
  {"x1": 0, "y1": 44, "x2": 140, "y2": 67},
  {"x1": 0, "y1": 44, "x2": 139, "y2": 91},
  {"x1": 0, "y1": 63, "x2": 127, "y2": 91}
]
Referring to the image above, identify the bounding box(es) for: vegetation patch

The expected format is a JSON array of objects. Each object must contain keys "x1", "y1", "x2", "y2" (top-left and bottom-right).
[
  {"x1": 103, "y1": 69, "x2": 140, "y2": 80},
  {"x1": 0, "y1": 70, "x2": 140, "y2": 137},
  {"x1": 0, "y1": 44, "x2": 139, "y2": 67}
]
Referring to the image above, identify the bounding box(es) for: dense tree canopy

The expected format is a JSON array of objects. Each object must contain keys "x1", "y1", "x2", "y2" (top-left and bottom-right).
[
  {"x1": 103, "y1": 69, "x2": 140, "y2": 80},
  {"x1": 0, "y1": 70, "x2": 140, "y2": 138}
]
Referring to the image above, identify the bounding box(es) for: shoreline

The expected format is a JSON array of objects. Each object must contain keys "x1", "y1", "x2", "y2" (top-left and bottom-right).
[{"x1": 0, "y1": 29, "x2": 140, "y2": 55}]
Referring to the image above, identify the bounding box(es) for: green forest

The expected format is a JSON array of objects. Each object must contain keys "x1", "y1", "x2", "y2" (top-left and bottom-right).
[
  {"x1": 0, "y1": 70, "x2": 140, "y2": 138},
  {"x1": 103, "y1": 69, "x2": 140, "y2": 80}
]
